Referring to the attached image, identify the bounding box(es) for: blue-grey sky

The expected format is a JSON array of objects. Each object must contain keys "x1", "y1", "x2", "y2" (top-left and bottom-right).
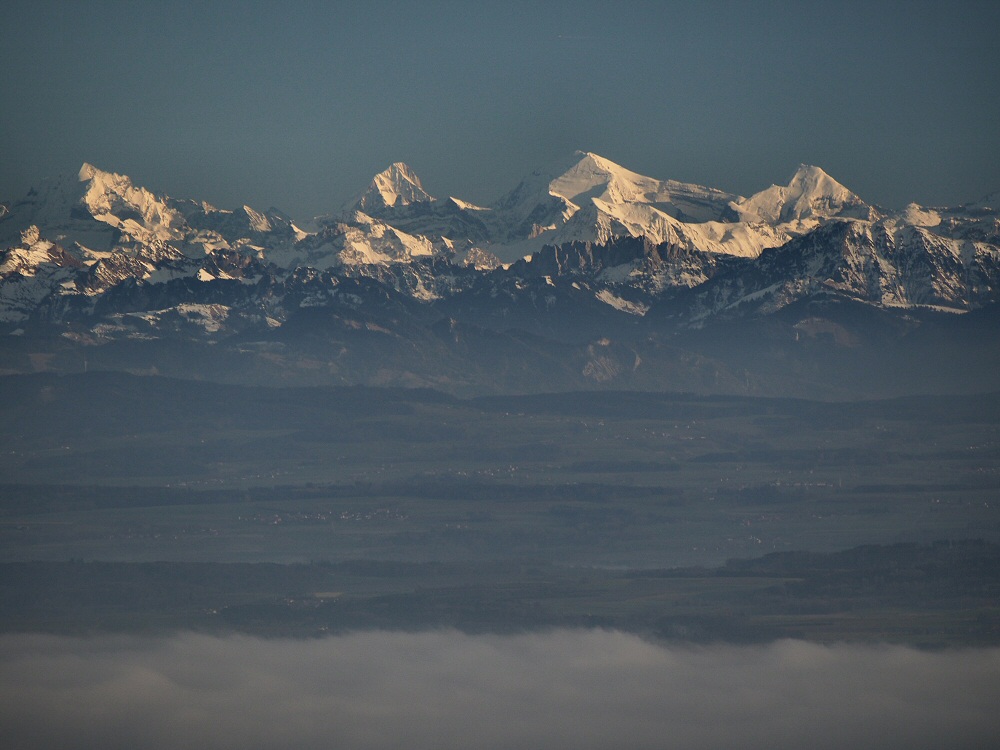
[{"x1": 3, "y1": 0, "x2": 998, "y2": 220}]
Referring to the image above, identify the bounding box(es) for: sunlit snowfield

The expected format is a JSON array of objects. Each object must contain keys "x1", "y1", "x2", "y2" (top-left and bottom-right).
[{"x1": 3, "y1": 630, "x2": 998, "y2": 750}]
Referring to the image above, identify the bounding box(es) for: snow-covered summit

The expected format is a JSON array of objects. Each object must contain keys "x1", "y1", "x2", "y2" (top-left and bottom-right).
[
  {"x1": 494, "y1": 151, "x2": 739, "y2": 239},
  {"x1": 0, "y1": 225, "x2": 83, "y2": 277},
  {"x1": 0, "y1": 161, "x2": 189, "y2": 247},
  {"x1": 1, "y1": 153, "x2": 999, "y2": 360},
  {"x1": 731, "y1": 164, "x2": 872, "y2": 225},
  {"x1": 77, "y1": 162, "x2": 186, "y2": 241},
  {"x1": 355, "y1": 162, "x2": 434, "y2": 213},
  {"x1": 550, "y1": 151, "x2": 654, "y2": 204},
  {"x1": 549, "y1": 151, "x2": 737, "y2": 221},
  {"x1": 488, "y1": 151, "x2": 762, "y2": 261},
  {"x1": 891, "y1": 191, "x2": 1000, "y2": 244},
  {"x1": 0, "y1": 166, "x2": 128, "y2": 250}
]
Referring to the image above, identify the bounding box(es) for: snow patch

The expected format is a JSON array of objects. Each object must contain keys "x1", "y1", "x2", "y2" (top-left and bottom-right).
[
  {"x1": 595, "y1": 289, "x2": 648, "y2": 316},
  {"x1": 243, "y1": 205, "x2": 272, "y2": 233},
  {"x1": 900, "y1": 203, "x2": 942, "y2": 227}
]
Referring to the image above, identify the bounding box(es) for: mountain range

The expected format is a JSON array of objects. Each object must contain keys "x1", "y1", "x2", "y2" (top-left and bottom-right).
[{"x1": 2, "y1": 152, "x2": 998, "y2": 397}]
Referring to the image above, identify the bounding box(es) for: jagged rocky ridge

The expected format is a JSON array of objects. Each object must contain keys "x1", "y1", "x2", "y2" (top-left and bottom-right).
[{"x1": 1, "y1": 154, "x2": 998, "y2": 396}]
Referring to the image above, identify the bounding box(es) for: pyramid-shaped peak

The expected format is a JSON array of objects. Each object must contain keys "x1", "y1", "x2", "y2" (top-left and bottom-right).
[
  {"x1": 386, "y1": 161, "x2": 422, "y2": 181},
  {"x1": 785, "y1": 164, "x2": 868, "y2": 213},
  {"x1": 493, "y1": 150, "x2": 740, "y2": 231},
  {"x1": 788, "y1": 164, "x2": 846, "y2": 193},
  {"x1": 575, "y1": 151, "x2": 623, "y2": 169},
  {"x1": 733, "y1": 164, "x2": 870, "y2": 224},
  {"x1": 356, "y1": 162, "x2": 434, "y2": 212},
  {"x1": 559, "y1": 151, "x2": 636, "y2": 177},
  {"x1": 549, "y1": 152, "x2": 663, "y2": 205},
  {"x1": 518, "y1": 151, "x2": 625, "y2": 183}
]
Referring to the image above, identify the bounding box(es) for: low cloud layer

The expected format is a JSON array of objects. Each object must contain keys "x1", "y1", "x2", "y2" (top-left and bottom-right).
[{"x1": 2, "y1": 630, "x2": 998, "y2": 750}]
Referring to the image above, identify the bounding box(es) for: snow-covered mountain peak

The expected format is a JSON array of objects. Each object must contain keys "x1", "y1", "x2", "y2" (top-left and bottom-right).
[
  {"x1": 78, "y1": 162, "x2": 99, "y2": 182},
  {"x1": 20, "y1": 225, "x2": 42, "y2": 246},
  {"x1": 242, "y1": 205, "x2": 273, "y2": 233},
  {"x1": 787, "y1": 164, "x2": 850, "y2": 200},
  {"x1": 549, "y1": 151, "x2": 662, "y2": 207},
  {"x1": 76, "y1": 162, "x2": 185, "y2": 239},
  {"x1": 0, "y1": 224, "x2": 84, "y2": 283},
  {"x1": 355, "y1": 162, "x2": 434, "y2": 213},
  {"x1": 732, "y1": 164, "x2": 871, "y2": 224},
  {"x1": 1, "y1": 165, "x2": 158, "y2": 249},
  {"x1": 900, "y1": 202, "x2": 942, "y2": 228},
  {"x1": 492, "y1": 152, "x2": 742, "y2": 252}
]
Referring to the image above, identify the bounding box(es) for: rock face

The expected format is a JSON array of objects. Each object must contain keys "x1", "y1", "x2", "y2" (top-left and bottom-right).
[{"x1": 1, "y1": 155, "x2": 998, "y2": 396}]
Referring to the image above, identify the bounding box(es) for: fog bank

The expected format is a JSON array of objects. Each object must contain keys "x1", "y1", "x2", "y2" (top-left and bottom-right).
[{"x1": 2, "y1": 630, "x2": 998, "y2": 750}]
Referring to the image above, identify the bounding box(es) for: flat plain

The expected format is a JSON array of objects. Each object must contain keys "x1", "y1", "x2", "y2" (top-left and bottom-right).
[{"x1": 2, "y1": 373, "x2": 998, "y2": 644}]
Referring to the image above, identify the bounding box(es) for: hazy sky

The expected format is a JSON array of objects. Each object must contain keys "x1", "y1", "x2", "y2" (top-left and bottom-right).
[{"x1": 3, "y1": 0, "x2": 998, "y2": 220}]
